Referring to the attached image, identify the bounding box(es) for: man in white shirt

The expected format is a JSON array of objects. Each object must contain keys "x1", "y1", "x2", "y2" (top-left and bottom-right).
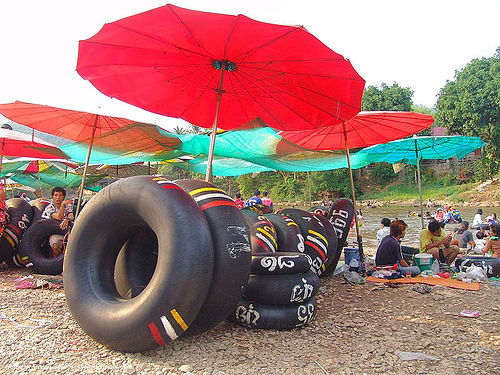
[{"x1": 376, "y1": 218, "x2": 391, "y2": 244}]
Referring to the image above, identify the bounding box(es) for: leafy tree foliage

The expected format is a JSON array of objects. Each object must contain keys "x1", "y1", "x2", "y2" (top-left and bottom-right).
[
  {"x1": 436, "y1": 47, "x2": 500, "y2": 179},
  {"x1": 361, "y1": 83, "x2": 414, "y2": 111}
]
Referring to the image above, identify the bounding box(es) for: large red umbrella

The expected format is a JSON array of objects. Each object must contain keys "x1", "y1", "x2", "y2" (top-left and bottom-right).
[
  {"x1": 0, "y1": 128, "x2": 67, "y2": 165},
  {"x1": 280, "y1": 111, "x2": 434, "y2": 271},
  {"x1": 0, "y1": 101, "x2": 170, "y2": 216},
  {"x1": 76, "y1": 4, "x2": 365, "y2": 179}
]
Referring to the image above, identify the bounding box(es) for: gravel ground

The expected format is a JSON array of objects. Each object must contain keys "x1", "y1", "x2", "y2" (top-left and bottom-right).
[{"x1": 1, "y1": 263, "x2": 499, "y2": 375}]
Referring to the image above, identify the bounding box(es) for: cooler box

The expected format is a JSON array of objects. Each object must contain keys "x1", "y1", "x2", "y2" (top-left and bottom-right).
[
  {"x1": 344, "y1": 247, "x2": 361, "y2": 272},
  {"x1": 414, "y1": 253, "x2": 433, "y2": 272}
]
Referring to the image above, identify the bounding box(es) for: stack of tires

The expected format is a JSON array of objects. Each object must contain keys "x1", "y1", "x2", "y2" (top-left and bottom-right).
[
  {"x1": 64, "y1": 177, "x2": 252, "y2": 352},
  {"x1": 230, "y1": 252, "x2": 319, "y2": 330},
  {"x1": 0, "y1": 198, "x2": 33, "y2": 267}
]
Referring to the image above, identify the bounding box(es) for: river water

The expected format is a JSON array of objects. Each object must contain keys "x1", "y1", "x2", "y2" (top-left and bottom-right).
[{"x1": 278, "y1": 204, "x2": 498, "y2": 255}]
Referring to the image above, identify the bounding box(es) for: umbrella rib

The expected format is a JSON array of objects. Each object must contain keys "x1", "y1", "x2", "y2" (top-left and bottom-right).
[
  {"x1": 229, "y1": 71, "x2": 284, "y2": 128},
  {"x1": 235, "y1": 69, "x2": 337, "y2": 124},
  {"x1": 233, "y1": 27, "x2": 302, "y2": 61},
  {"x1": 166, "y1": 5, "x2": 217, "y2": 59}
]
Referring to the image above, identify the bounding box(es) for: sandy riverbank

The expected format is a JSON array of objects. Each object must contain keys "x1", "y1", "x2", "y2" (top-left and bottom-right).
[{"x1": 1, "y1": 264, "x2": 498, "y2": 375}]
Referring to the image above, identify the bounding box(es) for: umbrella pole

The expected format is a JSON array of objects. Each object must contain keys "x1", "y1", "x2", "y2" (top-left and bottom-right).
[
  {"x1": 75, "y1": 115, "x2": 98, "y2": 218},
  {"x1": 414, "y1": 140, "x2": 424, "y2": 229},
  {"x1": 307, "y1": 171, "x2": 312, "y2": 208},
  {"x1": 205, "y1": 63, "x2": 226, "y2": 182},
  {"x1": 343, "y1": 125, "x2": 365, "y2": 273}
]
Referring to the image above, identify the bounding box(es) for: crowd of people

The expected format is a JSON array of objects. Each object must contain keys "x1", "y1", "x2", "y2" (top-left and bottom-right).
[
  {"x1": 234, "y1": 190, "x2": 274, "y2": 210},
  {"x1": 374, "y1": 210, "x2": 500, "y2": 273}
]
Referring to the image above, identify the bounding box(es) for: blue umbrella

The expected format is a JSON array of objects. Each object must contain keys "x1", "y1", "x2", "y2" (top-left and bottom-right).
[{"x1": 358, "y1": 136, "x2": 487, "y2": 228}]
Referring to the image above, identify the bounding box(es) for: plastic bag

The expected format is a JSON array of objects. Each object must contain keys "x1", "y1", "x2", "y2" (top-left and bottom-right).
[
  {"x1": 431, "y1": 259, "x2": 440, "y2": 274},
  {"x1": 343, "y1": 271, "x2": 365, "y2": 284}
]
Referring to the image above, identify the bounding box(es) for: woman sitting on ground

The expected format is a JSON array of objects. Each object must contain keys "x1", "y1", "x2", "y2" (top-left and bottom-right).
[{"x1": 482, "y1": 224, "x2": 500, "y2": 257}]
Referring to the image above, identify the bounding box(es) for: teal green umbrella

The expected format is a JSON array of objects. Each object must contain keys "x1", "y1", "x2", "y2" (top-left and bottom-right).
[{"x1": 358, "y1": 136, "x2": 486, "y2": 228}]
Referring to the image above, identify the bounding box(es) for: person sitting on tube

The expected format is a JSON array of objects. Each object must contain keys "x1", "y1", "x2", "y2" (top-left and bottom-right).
[{"x1": 42, "y1": 187, "x2": 74, "y2": 257}]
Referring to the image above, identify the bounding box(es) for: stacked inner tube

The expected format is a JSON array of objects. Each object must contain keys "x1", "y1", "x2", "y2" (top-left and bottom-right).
[
  {"x1": 64, "y1": 177, "x2": 252, "y2": 352},
  {"x1": 230, "y1": 252, "x2": 319, "y2": 330},
  {"x1": 0, "y1": 198, "x2": 33, "y2": 267},
  {"x1": 277, "y1": 208, "x2": 333, "y2": 276}
]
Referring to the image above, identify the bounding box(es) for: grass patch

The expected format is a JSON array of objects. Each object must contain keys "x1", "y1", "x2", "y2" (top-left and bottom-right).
[{"x1": 361, "y1": 181, "x2": 476, "y2": 202}]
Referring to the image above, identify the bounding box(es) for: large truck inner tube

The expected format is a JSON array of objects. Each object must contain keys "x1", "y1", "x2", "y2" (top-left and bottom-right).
[
  {"x1": 63, "y1": 176, "x2": 214, "y2": 352},
  {"x1": 229, "y1": 298, "x2": 317, "y2": 330},
  {"x1": 313, "y1": 213, "x2": 339, "y2": 273},
  {"x1": 309, "y1": 205, "x2": 329, "y2": 217},
  {"x1": 455, "y1": 256, "x2": 500, "y2": 277},
  {"x1": 241, "y1": 209, "x2": 278, "y2": 254},
  {"x1": 322, "y1": 199, "x2": 354, "y2": 277},
  {"x1": 251, "y1": 252, "x2": 310, "y2": 275},
  {"x1": 114, "y1": 226, "x2": 158, "y2": 299},
  {"x1": 30, "y1": 198, "x2": 52, "y2": 225},
  {"x1": 174, "y1": 179, "x2": 252, "y2": 337},
  {"x1": 264, "y1": 213, "x2": 304, "y2": 253},
  {"x1": 244, "y1": 270, "x2": 320, "y2": 305},
  {"x1": 18, "y1": 218, "x2": 67, "y2": 275},
  {"x1": 1, "y1": 198, "x2": 33, "y2": 267},
  {"x1": 277, "y1": 208, "x2": 329, "y2": 275},
  {"x1": 327, "y1": 198, "x2": 354, "y2": 249}
]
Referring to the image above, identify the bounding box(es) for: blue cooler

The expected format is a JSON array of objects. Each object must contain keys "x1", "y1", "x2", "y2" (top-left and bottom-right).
[{"x1": 344, "y1": 247, "x2": 361, "y2": 272}]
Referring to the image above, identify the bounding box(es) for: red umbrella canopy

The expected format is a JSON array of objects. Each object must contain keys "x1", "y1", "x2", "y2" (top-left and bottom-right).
[
  {"x1": 0, "y1": 128, "x2": 68, "y2": 160},
  {"x1": 0, "y1": 101, "x2": 147, "y2": 142},
  {"x1": 279, "y1": 111, "x2": 434, "y2": 150},
  {"x1": 77, "y1": 4, "x2": 365, "y2": 131}
]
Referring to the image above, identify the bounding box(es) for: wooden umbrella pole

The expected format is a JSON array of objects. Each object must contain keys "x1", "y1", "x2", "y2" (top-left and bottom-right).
[
  {"x1": 343, "y1": 124, "x2": 365, "y2": 273},
  {"x1": 0, "y1": 138, "x2": 5, "y2": 170},
  {"x1": 414, "y1": 139, "x2": 424, "y2": 229},
  {"x1": 205, "y1": 63, "x2": 226, "y2": 182},
  {"x1": 75, "y1": 115, "x2": 98, "y2": 218}
]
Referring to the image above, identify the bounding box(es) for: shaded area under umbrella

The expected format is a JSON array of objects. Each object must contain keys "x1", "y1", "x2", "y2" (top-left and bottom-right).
[
  {"x1": 76, "y1": 3, "x2": 365, "y2": 180},
  {"x1": 280, "y1": 111, "x2": 435, "y2": 272},
  {"x1": 357, "y1": 135, "x2": 487, "y2": 228}
]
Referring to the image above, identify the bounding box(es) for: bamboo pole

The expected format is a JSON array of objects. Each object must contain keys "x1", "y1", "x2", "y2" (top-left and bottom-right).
[
  {"x1": 343, "y1": 123, "x2": 364, "y2": 273},
  {"x1": 414, "y1": 139, "x2": 424, "y2": 229},
  {"x1": 75, "y1": 115, "x2": 99, "y2": 218},
  {"x1": 205, "y1": 62, "x2": 226, "y2": 182}
]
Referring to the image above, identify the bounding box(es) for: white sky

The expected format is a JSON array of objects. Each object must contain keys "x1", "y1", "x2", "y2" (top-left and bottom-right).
[{"x1": 0, "y1": 0, "x2": 498, "y2": 131}]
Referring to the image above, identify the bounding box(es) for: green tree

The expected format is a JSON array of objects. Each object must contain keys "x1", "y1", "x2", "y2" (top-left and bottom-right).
[
  {"x1": 361, "y1": 83, "x2": 414, "y2": 111},
  {"x1": 412, "y1": 105, "x2": 437, "y2": 136},
  {"x1": 436, "y1": 47, "x2": 500, "y2": 180}
]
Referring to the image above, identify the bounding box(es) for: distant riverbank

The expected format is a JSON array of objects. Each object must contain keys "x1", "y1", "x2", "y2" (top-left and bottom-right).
[{"x1": 358, "y1": 179, "x2": 500, "y2": 208}]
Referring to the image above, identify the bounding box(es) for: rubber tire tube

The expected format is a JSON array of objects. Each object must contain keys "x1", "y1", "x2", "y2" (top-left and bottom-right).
[
  {"x1": 243, "y1": 270, "x2": 320, "y2": 305},
  {"x1": 174, "y1": 179, "x2": 252, "y2": 336},
  {"x1": 229, "y1": 297, "x2": 317, "y2": 330},
  {"x1": 114, "y1": 226, "x2": 158, "y2": 299},
  {"x1": 313, "y1": 213, "x2": 339, "y2": 274},
  {"x1": 30, "y1": 198, "x2": 52, "y2": 225},
  {"x1": 251, "y1": 252, "x2": 310, "y2": 275},
  {"x1": 1, "y1": 198, "x2": 34, "y2": 267},
  {"x1": 63, "y1": 176, "x2": 214, "y2": 352},
  {"x1": 241, "y1": 210, "x2": 278, "y2": 254},
  {"x1": 277, "y1": 208, "x2": 329, "y2": 275},
  {"x1": 17, "y1": 218, "x2": 67, "y2": 274},
  {"x1": 320, "y1": 199, "x2": 354, "y2": 277},
  {"x1": 263, "y1": 214, "x2": 305, "y2": 253},
  {"x1": 455, "y1": 256, "x2": 500, "y2": 277},
  {"x1": 309, "y1": 205, "x2": 329, "y2": 217}
]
